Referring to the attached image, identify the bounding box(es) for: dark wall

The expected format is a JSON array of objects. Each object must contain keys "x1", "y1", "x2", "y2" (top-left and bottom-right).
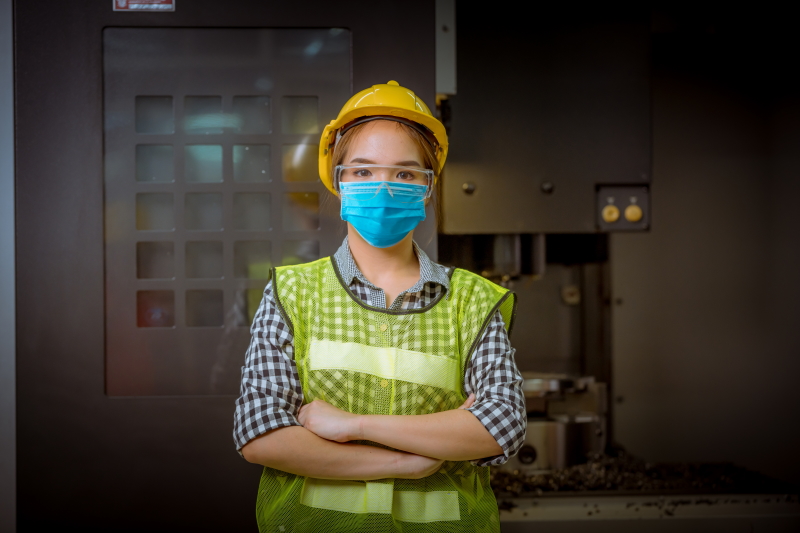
[{"x1": 612, "y1": 11, "x2": 800, "y2": 483}]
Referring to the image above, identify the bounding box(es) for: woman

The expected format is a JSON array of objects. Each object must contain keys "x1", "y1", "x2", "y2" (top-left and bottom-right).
[{"x1": 233, "y1": 81, "x2": 526, "y2": 532}]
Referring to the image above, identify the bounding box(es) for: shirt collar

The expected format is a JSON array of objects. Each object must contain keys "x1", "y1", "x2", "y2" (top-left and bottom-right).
[{"x1": 333, "y1": 236, "x2": 451, "y2": 293}]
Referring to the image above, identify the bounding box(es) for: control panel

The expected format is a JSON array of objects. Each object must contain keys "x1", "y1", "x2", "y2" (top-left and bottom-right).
[{"x1": 596, "y1": 185, "x2": 650, "y2": 231}]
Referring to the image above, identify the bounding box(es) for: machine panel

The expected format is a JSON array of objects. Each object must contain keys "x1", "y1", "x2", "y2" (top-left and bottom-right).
[
  {"x1": 104, "y1": 28, "x2": 350, "y2": 396},
  {"x1": 441, "y1": 6, "x2": 651, "y2": 234},
  {"x1": 14, "y1": 1, "x2": 435, "y2": 530}
]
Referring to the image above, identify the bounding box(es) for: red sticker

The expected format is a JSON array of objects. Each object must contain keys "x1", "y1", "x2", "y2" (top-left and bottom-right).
[{"x1": 113, "y1": 0, "x2": 175, "y2": 11}]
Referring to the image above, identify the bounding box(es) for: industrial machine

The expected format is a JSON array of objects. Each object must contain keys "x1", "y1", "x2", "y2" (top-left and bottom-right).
[
  {"x1": 436, "y1": 5, "x2": 800, "y2": 531},
  {"x1": 435, "y1": 1, "x2": 651, "y2": 463},
  {"x1": 13, "y1": 1, "x2": 437, "y2": 530},
  {"x1": 507, "y1": 373, "x2": 608, "y2": 473}
]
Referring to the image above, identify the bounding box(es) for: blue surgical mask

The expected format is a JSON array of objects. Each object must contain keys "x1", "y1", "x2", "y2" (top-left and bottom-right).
[{"x1": 339, "y1": 181, "x2": 428, "y2": 248}]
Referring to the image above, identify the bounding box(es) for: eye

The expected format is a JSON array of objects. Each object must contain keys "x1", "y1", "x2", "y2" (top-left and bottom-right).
[
  {"x1": 396, "y1": 171, "x2": 415, "y2": 181},
  {"x1": 353, "y1": 169, "x2": 373, "y2": 178}
]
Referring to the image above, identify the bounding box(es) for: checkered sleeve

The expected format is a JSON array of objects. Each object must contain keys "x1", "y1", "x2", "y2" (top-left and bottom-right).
[
  {"x1": 232, "y1": 281, "x2": 304, "y2": 455},
  {"x1": 464, "y1": 310, "x2": 527, "y2": 467}
]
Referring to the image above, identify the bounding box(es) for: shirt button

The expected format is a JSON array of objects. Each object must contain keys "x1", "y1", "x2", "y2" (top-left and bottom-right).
[
  {"x1": 380, "y1": 379, "x2": 389, "y2": 388},
  {"x1": 380, "y1": 324, "x2": 388, "y2": 332}
]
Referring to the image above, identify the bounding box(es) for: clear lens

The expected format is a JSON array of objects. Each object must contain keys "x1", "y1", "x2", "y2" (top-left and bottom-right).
[
  {"x1": 338, "y1": 165, "x2": 430, "y2": 184},
  {"x1": 337, "y1": 164, "x2": 431, "y2": 184},
  {"x1": 334, "y1": 164, "x2": 433, "y2": 197}
]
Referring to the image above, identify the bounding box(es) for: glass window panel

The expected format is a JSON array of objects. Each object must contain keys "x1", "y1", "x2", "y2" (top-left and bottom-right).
[
  {"x1": 136, "y1": 193, "x2": 174, "y2": 231},
  {"x1": 283, "y1": 192, "x2": 319, "y2": 231},
  {"x1": 137, "y1": 290, "x2": 174, "y2": 327},
  {"x1": 185, "y1": 193, "x2": 223, "y2": 231},
  {"x1": 135, "y1": 96, "x2": 174, "y2": 134},
  {"x1": 282, "y1": 144, "x2": 318, "y2": 182},
  {"x1": 234, "y1": 241, "x2": 271, "y2": 279},
  {"x1": 186, "y1": 290, "x2": 223, "y2": 327},
  {"x1": 185, "y1": 241, "x2": 223, "y2": 278},
  {"x1": 232, "y1": 96, "x2": 271, "y2": 134},
  {"x1": 104, "y1": 27, "x2": 352, "y2": 396},
  {"x1": 232, "y1": 289, "x2": 249, "y2": 328},
  {"x1": 233, "y1": 145, "x2": 270, "y2": 183},
  {"x1": 234, "y1": 192, "x2": 271, "y2": 231},
  {"x1": 283, "y1": 240, "x2": 319, "y2": 266},
  {"x1": 185, "y1": 145, "x2": 223, "y2": 183},
  {"x1": 136, "y1": 145, "x2": 174, "y2": 182},
  {"x1": 281, "y1": 96, "x2": 319, "y2": 134},
  {"x1": 184, "y1": 96, "x2": 223, "y2": 134},
  {"x1": 136, "y1": 241, "x2": 174, "y2": 279},
  {"x1": 233, "y1": 288, "x2": 267, "y2": 328}
]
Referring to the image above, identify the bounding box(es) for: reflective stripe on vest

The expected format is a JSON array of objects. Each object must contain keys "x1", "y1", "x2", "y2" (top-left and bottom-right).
[
  {"x1": 301, "y1": 479, "x2": 460, "y2": 522},
  {"x1": 309, "y1": 339, "x2": 461, "y2": 393}
]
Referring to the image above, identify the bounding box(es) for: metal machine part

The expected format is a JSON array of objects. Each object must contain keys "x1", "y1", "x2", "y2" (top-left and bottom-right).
[
  {"x1": 501, "y1": 372, "x2": 608, "y2": 473},
  {"x1": 522, "y1": 373, "x2": 596, "y2": 397},
  {"x1": 499, "y1": 494, "x2": 800, "y2": 531},
  {"x1": 440, "y1": 5, "x2": 651, "y2": 234},
  {"x1": 507, "y1": 416, "x2": 606, "y2": 472},
  {"x1": 0, "y1": 1, "x2": 14, "y2": 530}
]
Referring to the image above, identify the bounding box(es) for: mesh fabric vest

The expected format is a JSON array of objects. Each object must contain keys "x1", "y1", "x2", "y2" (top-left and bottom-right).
[{"x1": 256, "y1": 257, "x2": 516, "y2": 533}]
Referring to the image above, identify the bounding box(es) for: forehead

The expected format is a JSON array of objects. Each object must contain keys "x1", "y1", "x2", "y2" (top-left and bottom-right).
[{"x1": 346, "y1": 120, "x2": 423, "y2": 158}]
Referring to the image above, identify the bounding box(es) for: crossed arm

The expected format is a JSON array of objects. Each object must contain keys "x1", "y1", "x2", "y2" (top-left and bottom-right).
[
  {"x1": 236, "y1": 284, "x2": 522, "y2": 481},
  {"x1": 240, "y1": 393, "x2": 503, "y2": 480}
]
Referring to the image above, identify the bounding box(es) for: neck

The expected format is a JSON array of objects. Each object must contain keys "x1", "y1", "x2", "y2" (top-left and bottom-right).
[{"x1": 347, "y1": 225, "x2": 419, "y2": 286}]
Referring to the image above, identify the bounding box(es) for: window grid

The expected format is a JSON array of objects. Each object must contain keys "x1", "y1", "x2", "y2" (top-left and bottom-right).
[
  {"x1": 133, "y1": 93, "x2": 324, "y2": 328},
  {"x1": 104, "y1": 28, "x2": 351, "y2": 395}
]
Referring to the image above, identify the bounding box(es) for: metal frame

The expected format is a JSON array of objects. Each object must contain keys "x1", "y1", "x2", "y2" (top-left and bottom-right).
[
  {"x1": 435, "y1": 0, "x2": 456, "y2": 95},
  {"x1": 0, "y1": 0, "x2": 15, "y2": 530}
]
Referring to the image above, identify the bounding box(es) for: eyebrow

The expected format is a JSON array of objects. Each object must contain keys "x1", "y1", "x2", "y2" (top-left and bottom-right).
[{"x1": 348, "y1": 157, "x2": 422, "y2": 167}]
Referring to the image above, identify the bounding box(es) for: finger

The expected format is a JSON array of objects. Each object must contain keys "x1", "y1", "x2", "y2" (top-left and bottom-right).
[{"x1": 458, "y1": 393, "x2": 476, "y2": 409}]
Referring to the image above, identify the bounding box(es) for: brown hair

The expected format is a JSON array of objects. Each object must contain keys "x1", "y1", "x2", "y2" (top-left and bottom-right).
[{"x1": 329, "y1": 120, "x2": 440, "y2": 183}]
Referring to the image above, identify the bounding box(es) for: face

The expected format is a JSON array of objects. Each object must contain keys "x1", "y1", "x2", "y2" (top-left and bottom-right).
[{"x1": 339, "y1": 120, "x2": 426, "y2": 185}]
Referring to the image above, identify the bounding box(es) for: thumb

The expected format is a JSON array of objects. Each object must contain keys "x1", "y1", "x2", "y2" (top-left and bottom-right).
[{"x1": 458, "y1": 393, "x2": 476, "y2": 410}]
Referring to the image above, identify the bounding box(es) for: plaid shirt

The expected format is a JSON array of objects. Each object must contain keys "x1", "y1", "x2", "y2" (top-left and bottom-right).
[{"x1": 233, "y1": 238, "x2": 526, "y2": 466}]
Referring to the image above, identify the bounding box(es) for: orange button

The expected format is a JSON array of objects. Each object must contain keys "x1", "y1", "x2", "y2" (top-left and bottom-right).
[
  {"x1": 602, "y1": 204, "x2": 620, "y2": 223},
  {"x1": 625, "y1": 204, "x2": 643, "y2": 222}
]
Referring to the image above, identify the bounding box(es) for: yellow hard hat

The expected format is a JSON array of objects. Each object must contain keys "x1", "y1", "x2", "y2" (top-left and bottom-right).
[{"x1": 318, "y1": 80, "x2": 448, "y2": 195}]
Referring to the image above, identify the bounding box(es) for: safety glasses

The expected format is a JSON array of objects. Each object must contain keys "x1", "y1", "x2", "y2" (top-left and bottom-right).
[{"x1": 333, "y1": 164, "x2": 434, "y2": 199}]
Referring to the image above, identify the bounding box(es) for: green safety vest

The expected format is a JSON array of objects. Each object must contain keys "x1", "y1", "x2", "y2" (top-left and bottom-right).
[{"x1": 257, "y1": 257, "x2": 516, "y2": 533}]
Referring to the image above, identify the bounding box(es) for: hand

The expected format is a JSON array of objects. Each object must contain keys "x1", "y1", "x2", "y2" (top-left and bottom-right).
[
  {"x1": 458, "y1": 393, "x2": 476, "y2": 410},
  {"x1": 389, "y1": 394, "x2": 472, "y2": 480},
  {"x1": 298, "y1": 399, "x2": 361, "y2": 443},
  {"x1": 395, "y1": 453, "x2": 446, "y2": 480}
]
